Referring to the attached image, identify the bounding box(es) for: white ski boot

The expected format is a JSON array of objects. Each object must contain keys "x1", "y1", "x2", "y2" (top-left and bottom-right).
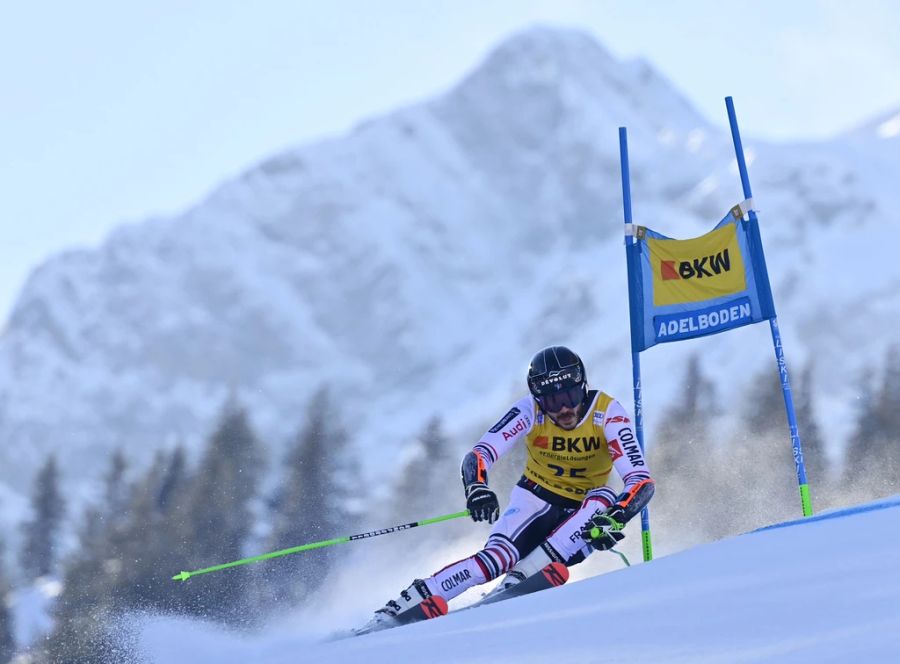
[
  {"x1": 353, "y1": 579, "x2": 432, "y2": 636},
  {"x1": 480, "y1": 545, "x2": 554, "y2": 602}
]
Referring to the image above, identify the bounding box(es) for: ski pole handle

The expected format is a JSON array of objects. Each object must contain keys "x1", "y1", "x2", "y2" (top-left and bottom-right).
[
  {"x1": 172, "y1": 510, "x2": 471, "y2": 582},
  {"x1": 588, "y1": 528, "x2": 631, "y2": 567}
]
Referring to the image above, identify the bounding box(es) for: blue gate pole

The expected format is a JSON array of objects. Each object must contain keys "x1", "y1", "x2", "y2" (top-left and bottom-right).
[
  {"x1": 724, "y1": 97, "x2": 813, "y2": 517},
  {"x1": 619, "y1": 126, "x2": 654, "y2": 560}
]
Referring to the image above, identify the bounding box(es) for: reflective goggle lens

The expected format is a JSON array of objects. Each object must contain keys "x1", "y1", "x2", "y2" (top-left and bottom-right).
[{"x1": 538, "y1": 385, "x2": 584, "y2": 412}]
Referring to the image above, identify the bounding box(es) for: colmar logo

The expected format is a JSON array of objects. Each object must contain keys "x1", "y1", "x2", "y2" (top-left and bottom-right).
[
  {"x1": 660, "y1": 249, "x2": 731, "y2": 281},
  {"x1": 440, "y1": 569, "x2": 472, "y2": 592},
  {"x1": 618, "y1": 427, "x2": 644, "y2": 466}
]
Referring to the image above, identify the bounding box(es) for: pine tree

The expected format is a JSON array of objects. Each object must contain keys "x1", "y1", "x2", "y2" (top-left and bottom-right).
[
  {"x1": 726, "y1": 364, "x2": 797, "y2": 530},
  {"x1": 739, "y1": 364, "x2": 788, "y2": 437},
  {"x1": 44, "y1": 409, "x2": 263, "y2": 663},
  {"x1": 794, "y1": 363, "x2": 829, "y2": 505},
  {"x1": 843, "y1": 369, "x2": 879, "y2": 483},
  {"x1": 873, "y1": 346, "x2": 900, "y2": 487},
  {"x1": 178, "y1": 402, "x2": 264, "y2": 624},
  {"x1": 109, "y1": 451, "x2": 174, "y2": 612},
  {"x1": 847, "y1": 346, "x2": 900, "y2": 495},
  {"x1": 43, "y1": 418, "x2": 260, "y2": 661},
  {"x1": 649, "y1": 354, "x2": 720, "y2": 542},
  {"x1": 156, "y1": 444, "x2": 187, "y2": 513},
  {"x1": 652, "y1": 354, "x2": 715, "y2": 478},
  {"x1": 392, "y1": 416, "x2": 458, "y2": 520},
  {"x1": 0, "y1": 546, "x2": 15, "y2": 664},
  {"x1": 136, "y1": 445, "x2": 193, "y2": 616},
  {"x1": 104, "y1": 448, "x2": 129, "y2": 515},
  {"x1": 842, "y1": 349, "x2": 900, "y2": 499},
  {"x1": 267, "y1": 386, "x2": 356, "y2": 603},
  {"x1": 38, "y1": 450, "x2": 147, "y2": 664},
  {"x1": 20, "y1": 454, "x2": 66, "y2": 581}
]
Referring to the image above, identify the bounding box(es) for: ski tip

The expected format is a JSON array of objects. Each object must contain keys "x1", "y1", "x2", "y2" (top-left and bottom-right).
[
  {"x1": 172, "y1": 571, "x2": 191, "y2": 582},
  {"x1": 542, "y1": 562, "x2": 569, "y2": 587}
]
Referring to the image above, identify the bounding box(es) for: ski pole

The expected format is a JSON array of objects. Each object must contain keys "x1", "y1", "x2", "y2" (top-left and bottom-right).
[
  {"x1": 589, "y1": 518, "x2": 631, "y2": 567},
  {"x1": 608, "y1": 549, "x2": 631, "y2": 567},
  {"x1": 172, "y1": 510, "x2": 471, "y2": 582}
]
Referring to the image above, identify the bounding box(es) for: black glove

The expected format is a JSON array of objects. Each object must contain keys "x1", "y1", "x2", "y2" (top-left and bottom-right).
[
  {"x1": 580, "y1": 505, "x2": 626, "y2": 551},
  {"x1": 465, "y1": 482, "x2": 500, "y2": 524}
]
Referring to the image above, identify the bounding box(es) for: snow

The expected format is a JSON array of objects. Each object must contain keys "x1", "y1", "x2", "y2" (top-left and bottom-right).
[
  {"x1": 10, "y1": 576, "x2": 60, "y2": 649},
  {"x1": 134, "y1": 495, "x2": 900, "y2": 663},
  {"x1": 876, "y1": 114, "x2": 900, "y2": 139}
]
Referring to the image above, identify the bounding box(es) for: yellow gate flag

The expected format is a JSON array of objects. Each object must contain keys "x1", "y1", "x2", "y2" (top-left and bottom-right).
[
  {"x1": 649, "y1": 224, "x2": 746, "y2": 307},
  {"x1": 626, "y1": 208, "x2": 776, "y2": 352}
]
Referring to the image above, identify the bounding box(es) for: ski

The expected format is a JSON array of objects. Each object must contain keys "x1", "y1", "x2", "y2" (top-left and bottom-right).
[
  {"x1": 348, "y1": 594, "x2": 449, "y2": 638},
  {"x1": 398, "y1": 594, "x2": 449, "y2": 623},
  {"x1": 343, "y1": 563, "x2": 566, "y2": 640},
  {"x1": 472, "y1": 562, "x2": 570, "y2": 608}
]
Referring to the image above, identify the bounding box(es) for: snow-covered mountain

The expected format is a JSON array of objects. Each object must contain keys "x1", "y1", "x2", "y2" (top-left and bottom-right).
[
  {"x1": 1, "y1": 26, "x2": 898, "y2": 527},
  {"x1": 139, "y1": 495, "x2": 900, "y2": 662}
]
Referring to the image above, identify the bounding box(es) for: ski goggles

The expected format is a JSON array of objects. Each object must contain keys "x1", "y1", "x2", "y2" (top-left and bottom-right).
[{"x1": 537, "y1": 384, "x2": 585, "y2": 413}]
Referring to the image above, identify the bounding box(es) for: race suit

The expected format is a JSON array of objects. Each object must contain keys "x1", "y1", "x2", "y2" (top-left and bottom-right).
[{"x1": 420, "y1": 390, "x2": 654, "y2": 602}]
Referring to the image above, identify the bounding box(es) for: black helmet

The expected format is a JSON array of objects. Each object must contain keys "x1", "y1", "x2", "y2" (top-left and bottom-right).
[{"x1": 527, "y1": 346, "x2": 588, "y2": 412}]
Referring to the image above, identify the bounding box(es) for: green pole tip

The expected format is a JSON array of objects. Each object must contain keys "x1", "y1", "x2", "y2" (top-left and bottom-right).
[{"x1": 173, "y1": 571, "x2": 191, "y2": 582}]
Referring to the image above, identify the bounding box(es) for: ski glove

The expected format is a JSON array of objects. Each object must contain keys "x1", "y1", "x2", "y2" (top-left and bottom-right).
[
  {"x1": 466, "y1": 482, "x2": 500, "y2": 524},
  {"x1": 580, "y1": 505, "x2": 626, "y2": 551}
]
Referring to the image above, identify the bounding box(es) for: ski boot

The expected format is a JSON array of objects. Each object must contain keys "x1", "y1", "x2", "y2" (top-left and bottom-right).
[
  {"x1": 353, "y1": 579, "x2": 436, "y2": 636},
  {"x1": 480, "y1": 543, "x2": 556, "y2": 602}
]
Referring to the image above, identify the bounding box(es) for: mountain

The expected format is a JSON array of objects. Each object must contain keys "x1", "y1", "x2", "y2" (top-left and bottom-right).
[
  {"x1": 1, "y1": 25, "x2": 898, "y2": 530},
  {"x1": 138, "y1": 495, "x2": 900, "y2": 662}
]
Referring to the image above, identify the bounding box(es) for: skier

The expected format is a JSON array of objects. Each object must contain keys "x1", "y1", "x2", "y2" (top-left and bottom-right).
[{"x1": 359, "y1": 345, "x2": 654, "y2": 631}]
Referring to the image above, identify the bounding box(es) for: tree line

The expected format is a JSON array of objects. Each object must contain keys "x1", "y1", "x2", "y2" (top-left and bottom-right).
[
  {"x1": 1, "y1": 346, "x2": 898, "y2": 661},
  {"x1": 3, "y1": 386, "x2": 461, "y2": 663},
  {"x1": 648, "y1": 346, "x2": 900, "y2": 546}
]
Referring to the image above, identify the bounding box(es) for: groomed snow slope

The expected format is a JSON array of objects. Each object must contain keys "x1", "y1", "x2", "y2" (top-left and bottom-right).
[{"x1": 139, "y1": 495, "x2": 900, "y2": 663}]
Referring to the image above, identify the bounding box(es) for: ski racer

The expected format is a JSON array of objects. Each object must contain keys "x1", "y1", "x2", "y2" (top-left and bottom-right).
[{"x1": 360, "y1": 345, "x2": 655, "y2": 630}]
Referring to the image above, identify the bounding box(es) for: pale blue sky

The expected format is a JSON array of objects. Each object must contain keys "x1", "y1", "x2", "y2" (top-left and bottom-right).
[{"x1": 2, "y1": 1, "x2": 899, "y2": 322}]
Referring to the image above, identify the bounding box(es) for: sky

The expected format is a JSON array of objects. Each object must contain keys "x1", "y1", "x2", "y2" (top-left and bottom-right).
[{"x1": 2, "y1": 0, "x2": 899, "y2": 323}]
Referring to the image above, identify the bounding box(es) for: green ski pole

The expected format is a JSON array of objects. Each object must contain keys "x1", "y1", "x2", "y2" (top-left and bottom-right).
[{"x1": 172, "y1": 510, "x2": 470, "y2": 582}]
